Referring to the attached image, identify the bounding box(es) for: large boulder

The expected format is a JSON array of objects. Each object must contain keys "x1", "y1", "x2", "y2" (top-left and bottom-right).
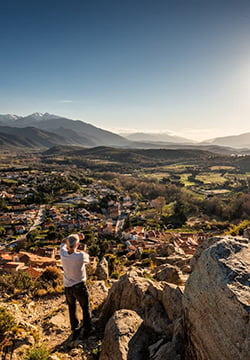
[
  {"x1": 154, "y1": 264, "x2": 183, "y2": 285},
  {"x1": 154, "y1": 255, "x2": 191, "y2": 271},
  {"x1": 99, "y1": 267, "x2": 184, "y2": 339},
  {"x1": 159, "y1": 282, "x2": 183, "y2": 322},
  {"x1": 99, "y1": 268, "x2": 166, "y2": 333},
  {"x1": 183, "y1": 236, "x2": 250, "y2": 360},
  {"x1": 99, "y1": 273, "x2": 185, "y2": 360},
  {"x1": 157, "y1": 242, "x2": 185, "y2": 257},
  {"x1": 148, "y1": 317, "x2": 185, "y2": 360},
  {"x1": 99, "y1": 309, "x2": 143, "y2": 360}
]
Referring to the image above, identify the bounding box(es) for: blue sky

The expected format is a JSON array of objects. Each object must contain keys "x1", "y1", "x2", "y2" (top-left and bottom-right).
[{"x1": 0, "y1": 0, "x2": 249, "y2": 140}]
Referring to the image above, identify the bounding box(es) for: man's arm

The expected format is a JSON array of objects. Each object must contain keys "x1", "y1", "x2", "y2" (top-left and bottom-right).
[
  {"x1": 78, "y1": 233, "x2": 85, "y2": 241},
  {"x1": 62, "y1": 237, "x2": 67, "y2": 244},
  {"x1": 78, "y1": 233, "x2": 89, "y2": 262},
  {"x1": 60, "y1": 237, "x2": 68, "y2": 257}
]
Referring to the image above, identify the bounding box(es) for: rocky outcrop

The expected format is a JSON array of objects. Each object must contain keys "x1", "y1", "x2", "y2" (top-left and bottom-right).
[
  {"x1": 100, "y1": 268, "x2": 183, "y2": 331},
  {"x1": 86, "y1": 256, "x2": 98, "y2": 276},
  {"x1": 99, "y1": 309, "x2": 143, "y2": 360},
  {"x1": 89, "y1": 280, "x2": 109, "y2": 312},
  {"x1": 99, "y1": 268, "x2": 185, "y2": 359},
  {"x1": 95, "y1": 257, "x2": 109, "y2": 280},
  {"x1": 99, "y1": 236, "x2": 249, "y2": 360},
  {"x1": 183, "y1": 236, "x2": 250, "y2": 360},
  {"x1": 154, "y1": 255, "x2": 192, "y2": 272},
  {"x1": 154, "y1": 264, "x2": 183, "y2": 285},
  {"x1": 157, "y1": 242, "x2": 185, "y2": 257}
]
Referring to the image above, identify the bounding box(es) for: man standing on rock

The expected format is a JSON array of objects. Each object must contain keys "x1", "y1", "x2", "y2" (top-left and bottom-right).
[{"x1": 60, "y1": 233, "x2": 92, "y2": 340}]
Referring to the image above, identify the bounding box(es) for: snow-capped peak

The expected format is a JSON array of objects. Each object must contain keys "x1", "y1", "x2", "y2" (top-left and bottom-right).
[
  {"x1": 30, "y1": 112, "x2": 45, "y2": 119},
  {"x1": 0, "y1": 114, "x2": 22, "y2": 123},
  {"x1": 27, "y1": 112, "x2": 59, "y2": 121}
]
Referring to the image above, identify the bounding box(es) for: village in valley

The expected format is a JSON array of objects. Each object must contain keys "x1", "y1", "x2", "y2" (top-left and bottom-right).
[
  {"x1": 0, "y1": 149, "x2": 249, "y2": 360},
  {"x1": 0, "y1": 162, "x2": 208, "y2": 278}
]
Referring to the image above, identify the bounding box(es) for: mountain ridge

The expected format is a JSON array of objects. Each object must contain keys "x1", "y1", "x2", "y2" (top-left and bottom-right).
[
  {"x1": 0, "y1": 112, "x2": 130, "y2": 147},
  {"x1": 0, "y1": 126, "x2": 69, "y2": 149},
  {"x1": 0, "y1": 112, "x2": 249, "y2": 150},
  {"x1": 121, "y1": 131, "x2": 195, "y2": 144},
  {"x1": 203, "y1": 132, "x2": 250, "y2": 148}
]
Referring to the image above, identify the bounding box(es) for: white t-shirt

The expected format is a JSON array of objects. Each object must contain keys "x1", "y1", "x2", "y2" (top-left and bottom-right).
[{"x1": 60, "y1": 243, "x2": 90, "y2": 287}]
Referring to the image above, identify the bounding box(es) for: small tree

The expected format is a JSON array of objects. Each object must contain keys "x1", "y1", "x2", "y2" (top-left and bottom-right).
[
  {"x1": 22, "y1": 343, "x2": 50, "y2": 360},
  {"x1": 0, "y1": 307, "x2": 16, "y2": 344}
]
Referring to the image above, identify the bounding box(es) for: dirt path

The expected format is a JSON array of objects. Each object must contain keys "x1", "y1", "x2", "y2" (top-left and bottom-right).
[{"x1": 1, "y1": 294, "x2": 103, "y2": 360}]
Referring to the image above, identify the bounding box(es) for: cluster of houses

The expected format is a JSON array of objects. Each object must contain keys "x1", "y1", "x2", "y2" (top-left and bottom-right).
[
  {"x1": 0, "y1": 167, "x2": 211, "y2": 278},
  {"x1": 121, "y1": 226, "x2": 209, "y2": 256},
  {"x1": 0, "y1": 206, "x2": 40, "y2": 235},
  {"x1": 0, "y1": 168, "x2": 135, "y2": 238},
  {"x1": 0, "y1": 248, "x2": 59, "y2": 278},
  {"x1": 0, "y1": 226, "x2": 209, "y2": 277}
]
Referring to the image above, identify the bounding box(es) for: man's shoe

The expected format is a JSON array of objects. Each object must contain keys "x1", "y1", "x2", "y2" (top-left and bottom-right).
[
  {"x1": 71, "y1": 327, "x2": 81, "y2": 341},
  {"x1": 82, "y1": 326, "x2": 94, "y2": 338}
]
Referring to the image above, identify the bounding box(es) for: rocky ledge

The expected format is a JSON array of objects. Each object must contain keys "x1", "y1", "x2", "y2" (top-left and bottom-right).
[
  {"x1": 99, "y1": 236, "x2": 249, "y2": 360},
  {"x1": 183, "y1": 236, "x2": 250, "y2": 360}
]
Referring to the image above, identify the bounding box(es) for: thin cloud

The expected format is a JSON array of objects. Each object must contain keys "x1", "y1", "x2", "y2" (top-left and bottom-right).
[{"x1": 58, "y1": 100, "x2": 73, "y2": 103}]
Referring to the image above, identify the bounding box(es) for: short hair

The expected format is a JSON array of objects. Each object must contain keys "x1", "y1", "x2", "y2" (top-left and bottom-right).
[{"x1": 67, "y1": 234, "x2": 79, "y2": 249}]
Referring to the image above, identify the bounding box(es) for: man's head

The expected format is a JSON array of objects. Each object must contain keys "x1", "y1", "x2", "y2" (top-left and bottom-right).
[{"x1": 66, "y1": 234, "x2": 80, "y2": 251}]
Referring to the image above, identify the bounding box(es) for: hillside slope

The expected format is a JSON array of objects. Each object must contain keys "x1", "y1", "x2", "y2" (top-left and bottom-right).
[
  {"x1": 1, "y1": 113, "x2": 130, "y2": 147},
  {"x1": 0, "y1": 126, "x2": 67, "y2": 149}
]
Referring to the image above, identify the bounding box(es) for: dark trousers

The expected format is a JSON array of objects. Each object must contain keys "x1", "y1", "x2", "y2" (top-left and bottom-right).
[{"x1": 65, "y1": 281, "x2": 91, "y2": 331}]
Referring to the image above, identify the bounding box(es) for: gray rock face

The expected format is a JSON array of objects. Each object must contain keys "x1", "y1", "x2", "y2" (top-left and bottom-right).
[
  {"x1": 99, "y1": 268, "x2": 183, "y2": 333},
  {"x1": 157, "y1": 242, "x2": 185, "y2": 257},
  {"x1": 183, "y1": 236, "x2": 250, "y2": 360},
  {"x1": 99, "y1": 268, "x2": 185, "y2": 359},
  {"x1": 155, "y1": 264, "x2": 183, "y2": 285},
  {"x1": 99, "y1": 310, "x2": 143, "y2": 360},
  {"x1": 149, "y1": 341, "x2": 181, "y2": 360},
  {"x1": 88, "y1": 280, "x2": 108, "y2": 312}
]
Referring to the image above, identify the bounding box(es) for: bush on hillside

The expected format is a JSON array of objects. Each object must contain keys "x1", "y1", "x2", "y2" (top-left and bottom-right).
[
  {"x1": 0, "y1": 268, "x2": 63, "y2": 298},
  {"x1": 226, "y1": 219, "x2": 250, "y2": 236},
  {"x1": 22, "y1": 343, "x2": 50, "y2": 360},
  {"x1": 0, "y1": 307, "x2": 16, "y2": 343},
  {"x1": 0, "y1": 272, "x2": 34, "y2": 294},
  {"x1": 40, "y1": 266, "x2": 62, "y2": 285},
  {"x1": 141, "y1": 249, "x2": 156, "y2": 259}
]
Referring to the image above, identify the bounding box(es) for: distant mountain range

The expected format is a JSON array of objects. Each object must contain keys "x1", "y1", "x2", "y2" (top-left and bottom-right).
[
  {"x1": 0, "y1": 112, "x2": 249, "y2": 151},
  {"x1": 121, "y1": 132, "x2": 195, "y2": 144},
  {"x1": 0, "y1": 112, "x2": 129, "y2": 149},
  {"x1": 202, "y1": 133, "x2": 250, "y2": 149}
]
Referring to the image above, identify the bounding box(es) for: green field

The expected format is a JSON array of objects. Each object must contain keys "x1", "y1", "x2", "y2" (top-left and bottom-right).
[{"x1": 196, "y1": 172, "x2": 227, "y2": 185}]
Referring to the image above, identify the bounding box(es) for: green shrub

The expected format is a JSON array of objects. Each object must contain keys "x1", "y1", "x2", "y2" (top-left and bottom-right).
[
  {"x1": 0, "y1": 307, "x2": 16, "y2": 343},
  {"x1": 0, "y1": 274, "x2": 15, "y2": 293},
  {"x1": 104, "y1": 253, "x2": 117, "y2": 273},
  {"x1": 22, "y1": 343, "x2": 50, "y2": 360},
  {"x1": 33, "y1": 266, "x2": 63, "y2": 296},
  {"x1": 0, "y1": 272, "x2": 34, "y2": 293},
  {"x1": 14, "y1": 272, "x2": 34, "y2": 291},
  {"x1": 110, "y1": 271, "x2": 120, "y2": 279},
  {"x1": 40, "y1": 266, "x2": 62, "y2": 286},
  {"x1": 226, "y1": 219, "x2": 250, "y2": 236},
  {"x1": 141, "y1": 249, "x2": 156, "y2": 259}
]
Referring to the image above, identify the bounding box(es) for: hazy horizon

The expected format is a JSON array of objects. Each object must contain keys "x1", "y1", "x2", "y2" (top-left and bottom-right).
[
  {"x1": 0, "y1": 0, "x2": 249, "y2": 142},
  {"x1": 1, "y1": 110, "x2": 249, "y2": 142}
]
